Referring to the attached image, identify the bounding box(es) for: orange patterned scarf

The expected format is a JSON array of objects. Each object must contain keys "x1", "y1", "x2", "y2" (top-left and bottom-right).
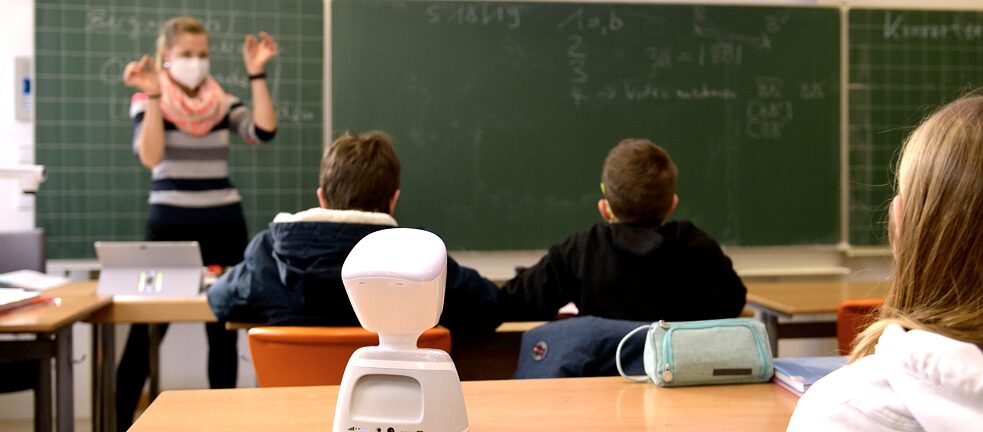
[{"x1": 158, "y1": 72, "x2": 233, "y2": 137}]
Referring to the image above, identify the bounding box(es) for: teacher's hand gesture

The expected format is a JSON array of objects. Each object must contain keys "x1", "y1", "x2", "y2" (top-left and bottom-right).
[
  {"x1": 122, "y1": 55, "x2": 160, "y2": 95},
  {"x1": 243, "y1": 32, "x2": 279, "y2": 75}
]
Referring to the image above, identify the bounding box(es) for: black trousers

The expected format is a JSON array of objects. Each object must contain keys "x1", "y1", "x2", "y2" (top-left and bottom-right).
[{"x1": 116, "y1": 215, "x2": 248, "y2": 431}]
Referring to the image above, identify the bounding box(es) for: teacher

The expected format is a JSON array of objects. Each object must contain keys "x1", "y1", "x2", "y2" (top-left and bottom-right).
[{"x1": 119, "y1": 16, "x2": 277, "y2": 430}]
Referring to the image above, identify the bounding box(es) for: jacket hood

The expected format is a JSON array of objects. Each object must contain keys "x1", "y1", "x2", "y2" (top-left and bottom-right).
[
  {"x1": 272, "y1": 208, "x2": 398, "y2": 225},
  {"x1": 876, "y1": 324, "x2": 983, "y2": 430},
  {"x1": 607, "y1": 221, "x2": 688, "y2": 256},
  {"x1": 268, "y1": 208, "x2": 397, "y2": 286}
]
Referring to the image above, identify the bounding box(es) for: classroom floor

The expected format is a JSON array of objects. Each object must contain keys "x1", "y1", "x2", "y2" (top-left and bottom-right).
[
  {"x1": 0, "y1": 392, "x2": 150, "y2": 432},
  {"x1": 0, "y1": 419, "x2": 90, "y2": 432}
]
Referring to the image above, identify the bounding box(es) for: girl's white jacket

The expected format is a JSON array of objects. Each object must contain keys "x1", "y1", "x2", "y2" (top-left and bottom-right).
[{"x1": 787, "y1": 323, "x2": 983, "y2": 431}]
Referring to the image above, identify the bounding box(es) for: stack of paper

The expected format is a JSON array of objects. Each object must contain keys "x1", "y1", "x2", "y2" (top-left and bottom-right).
[
  {"x1": 772, "y1": 356, "x2": 848, "y2": 396},
  {"x1": 0, "y1": 269, "x2": 69, "y2": 290}
]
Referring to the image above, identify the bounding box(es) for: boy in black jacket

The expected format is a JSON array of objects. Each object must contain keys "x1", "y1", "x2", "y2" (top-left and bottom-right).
[
  {"x1": 501, "y1": 138, "x2": 746, "y2": 322},
  {"x1": 207, "y1": 131, "x2": 504, "y2": 337}
]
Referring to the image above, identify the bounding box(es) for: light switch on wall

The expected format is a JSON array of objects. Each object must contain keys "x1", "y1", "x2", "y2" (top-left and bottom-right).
[{"x1": 14, "y1": 56, "x2": 31, "y2": 122}]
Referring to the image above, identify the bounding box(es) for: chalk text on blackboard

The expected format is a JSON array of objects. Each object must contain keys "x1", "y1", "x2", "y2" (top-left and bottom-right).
[
  {"x1": 426, "y1": 4, "x2": 521, "y2": 30},
  {"x1": 883, "y1": 11, "x2": 983, "y2": 41},
  {"x1": 557, "y1": 8, "x2": 623, "y2": 36}
]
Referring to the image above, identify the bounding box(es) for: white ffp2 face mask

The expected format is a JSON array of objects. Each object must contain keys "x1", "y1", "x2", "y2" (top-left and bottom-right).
[{"x1": 166, "y1": 57, "x2": 210, "y2": 90}]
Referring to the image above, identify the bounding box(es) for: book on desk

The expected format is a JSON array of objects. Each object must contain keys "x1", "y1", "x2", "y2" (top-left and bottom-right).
[
  {"x1": 0, "y1": 288, "x2": 55, "y2": 314},
  {"x1": 772, "y1": 356, "x2": 847, "y2": 396}
]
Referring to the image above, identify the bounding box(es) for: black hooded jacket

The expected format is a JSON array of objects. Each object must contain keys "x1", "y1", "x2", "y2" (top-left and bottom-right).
[{"x1": 501, "y1": 221, "x2": 746, "y2": 322}]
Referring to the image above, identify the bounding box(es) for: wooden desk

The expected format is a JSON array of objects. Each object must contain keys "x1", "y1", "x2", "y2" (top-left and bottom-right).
[
  {"x1": 59, "y1": 281, "x2": 216, "y2": 432},
  {"x1": 0, "y1": 284, "x2": 110, "y2": 432},
  {"x1": 745, "y1": 280, "x2": 889, "y2": 354},
  {"x1": 64, "y1": 280, "x2": 215, "y2": 324},
  {"x1": 131, "y1": 377, "x2": 798, "y2": 431}
]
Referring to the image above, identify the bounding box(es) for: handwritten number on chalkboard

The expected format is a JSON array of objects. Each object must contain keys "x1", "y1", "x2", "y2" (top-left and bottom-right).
[
  {"x1": 566, "y1": 35, "x2": 585, "y2": 58},
  {"x1": 567, "y1": 35, "x2": 588, "y2": 84}
]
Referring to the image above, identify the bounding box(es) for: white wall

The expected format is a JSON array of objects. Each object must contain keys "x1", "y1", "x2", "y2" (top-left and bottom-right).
[
  {"x1": 0, "y1": 0, "x2": 36, "y2": 232},
  {"x1": 0, "y1": 0, "x2": 32, "y2": 165}
]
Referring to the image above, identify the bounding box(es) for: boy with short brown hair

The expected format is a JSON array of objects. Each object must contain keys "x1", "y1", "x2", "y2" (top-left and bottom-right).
[{"x1": 501, "y1": 138, "x2": 746, "y2": 322}]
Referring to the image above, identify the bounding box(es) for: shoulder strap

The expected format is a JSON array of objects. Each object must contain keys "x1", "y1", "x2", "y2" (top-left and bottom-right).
[{"x1": 616, "y1": 324, "x2": 652, "y2": 382}]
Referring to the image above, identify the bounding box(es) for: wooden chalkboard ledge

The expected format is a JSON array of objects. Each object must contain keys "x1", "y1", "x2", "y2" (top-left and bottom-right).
[
  {"x1": 845, "y1": 247, "x2": 891, "y2": 258},
  {"x1": 737, "y1": 267, "x2": 850, "y2": 278}
]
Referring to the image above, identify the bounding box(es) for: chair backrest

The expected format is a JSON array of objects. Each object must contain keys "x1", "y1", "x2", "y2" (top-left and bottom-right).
[
  {"x1": 0, "y1": 229, "x2": 45, "y2": 273},
  {"x1": 836, "y1": 298, "x2": 885, "y2": 355},
  {"x1": 247, "y1": 326, "x2": 452, "y2": 387}
]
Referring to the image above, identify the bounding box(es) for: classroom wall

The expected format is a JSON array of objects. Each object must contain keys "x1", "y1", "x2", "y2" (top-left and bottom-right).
[
  {"x1": 0, "y1": 1, "x2": 32, "y2": 166},
  {"x1": 0, "y1": 0, "x2": 36, "y2": 232}
]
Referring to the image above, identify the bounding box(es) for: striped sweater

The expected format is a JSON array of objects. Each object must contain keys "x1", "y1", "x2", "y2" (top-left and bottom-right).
[{"x1": 130, "y1": 93, "x2": 276, "y2": 224}]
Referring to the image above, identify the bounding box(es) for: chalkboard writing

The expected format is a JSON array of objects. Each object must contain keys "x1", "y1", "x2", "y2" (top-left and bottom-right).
[{"x1": 333, "y1": 1, "x2": 841, "y2": 248}]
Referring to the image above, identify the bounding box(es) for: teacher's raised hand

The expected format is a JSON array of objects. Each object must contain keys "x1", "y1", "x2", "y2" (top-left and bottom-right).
[
  {"x1": 242, "y1": 32, "x2": 279, "y2": 75},
  {"x1": 122, "y1": 55, "x2": 160, "y2": 94}
]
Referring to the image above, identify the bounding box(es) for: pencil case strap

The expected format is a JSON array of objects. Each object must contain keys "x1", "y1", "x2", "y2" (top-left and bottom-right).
[{"x1": 617, "y1": 324, "x2": 652, "y2": 382}]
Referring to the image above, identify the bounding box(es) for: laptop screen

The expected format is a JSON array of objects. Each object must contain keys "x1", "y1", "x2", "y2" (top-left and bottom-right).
[{"x1": 94, "y1": 241, "x2": 204, "y2": 298}]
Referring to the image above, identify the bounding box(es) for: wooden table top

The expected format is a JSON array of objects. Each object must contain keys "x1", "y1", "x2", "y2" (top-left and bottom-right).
[
  {"x1": 53, "y1": 280, "x2": 217, "y2": 324},
  {"x1": 745, "y1": 280, "x2": 890, "y2": 316},
  {"x1": 131, "y1": 377, "x2": 798, "y2": 431},
  {"x1": 0, "y1": 283, "x2": 111, "y2": 333}
]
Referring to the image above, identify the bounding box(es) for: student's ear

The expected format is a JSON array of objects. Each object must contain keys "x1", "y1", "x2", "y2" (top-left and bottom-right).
[
  {"x1": 388, "y1": 190, "x2": 401, "y2": 215},
  {"x1": 597, "y1": 199, "x2": 615, "y2": 223},
  {"x1": 665, "y1": 194, "x2": 679, "y2": 218},
  {"x1": 316, "y1": 187, "x2": 329, "y2": 209}
]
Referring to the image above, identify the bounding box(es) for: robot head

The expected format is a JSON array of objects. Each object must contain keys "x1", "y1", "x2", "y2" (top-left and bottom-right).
[{"x1": 341, "y1": 228, "x2": 447, "y2": 348}]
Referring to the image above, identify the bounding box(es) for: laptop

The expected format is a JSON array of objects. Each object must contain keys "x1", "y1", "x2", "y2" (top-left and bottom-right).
[{"x1": 95, "y1": 241, "x2": 204, "y2": 298}]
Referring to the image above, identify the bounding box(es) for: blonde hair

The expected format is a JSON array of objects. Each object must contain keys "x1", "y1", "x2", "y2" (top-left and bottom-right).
[
  {"x1": 155, "y1": 17, "x2": 208, "y2": 69},
  {"x1": 850, "y1": 94, "x2": 983, "y2": 362}
]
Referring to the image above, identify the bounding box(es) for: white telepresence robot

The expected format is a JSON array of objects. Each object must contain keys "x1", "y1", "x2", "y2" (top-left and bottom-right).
[{"x1": 334, "y1": 228, "x2": 468, "y2": 432}]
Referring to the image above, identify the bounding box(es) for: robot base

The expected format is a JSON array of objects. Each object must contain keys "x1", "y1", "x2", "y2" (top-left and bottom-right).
[{"x1": 333, "y1": 346, "x2": 468, "y2": 432}]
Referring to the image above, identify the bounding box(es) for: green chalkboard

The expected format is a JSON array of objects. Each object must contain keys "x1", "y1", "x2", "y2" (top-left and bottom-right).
[
  {"x1": 333, "y1": 1, "x2": 841, "y2": 249},
  {"x1": 35, "y1": 0, "x2": 324, "y2": 258},
  {"x1": 848, "y1": 8, "x2": 983, "y2": 246}
]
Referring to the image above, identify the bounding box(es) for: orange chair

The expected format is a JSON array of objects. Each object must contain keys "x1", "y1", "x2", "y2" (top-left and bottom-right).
[
  {"x1": 248, "y1": 326, "x2": 452, "y2": 387},
  {"x1": 836, "y1": 298, "x2": 885, "y2": 355}
]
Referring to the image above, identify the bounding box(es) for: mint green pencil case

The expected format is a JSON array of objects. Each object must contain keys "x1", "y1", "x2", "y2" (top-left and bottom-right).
[{"x1": 616, "y1": 318, "x2": 774, "y2": 387}]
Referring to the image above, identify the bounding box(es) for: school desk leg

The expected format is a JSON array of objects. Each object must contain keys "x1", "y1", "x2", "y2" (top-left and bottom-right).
[
  {"x1": 54, "y1": 326, "x2": 74, "y2": 432},
  {"x1": 91, "y1": 323, "x2": 116, "y2": 432},
  {"x1": 0, "y1": 333, "x2": 70, "y2": 432},
  {"x1": 34, "y1": 347, "x2": 52, "y2": 432},
  {"x1": 148, "y1": 324, "x2": 163, "y2": 401},
  {"x1": 761, "y1": 312, "x2": 780, "y2": 356}
]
